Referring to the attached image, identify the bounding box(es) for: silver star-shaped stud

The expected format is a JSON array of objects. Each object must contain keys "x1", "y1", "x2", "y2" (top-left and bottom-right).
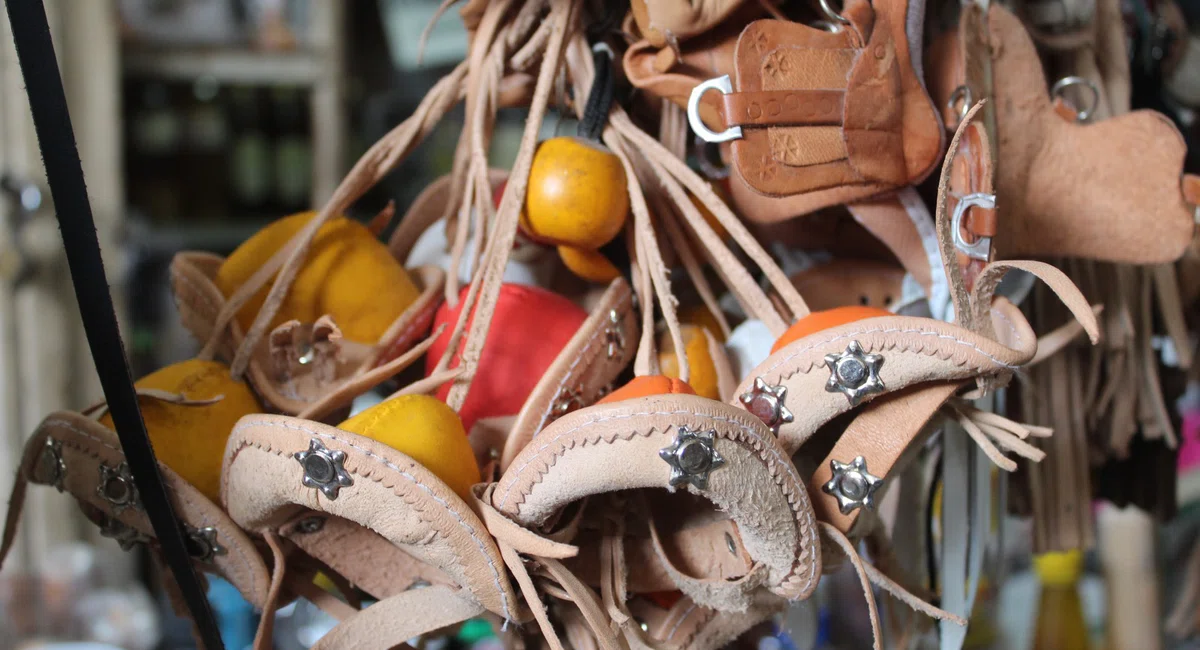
[
  {"x1": 294, "y1": 439, "x2": 353, "y2": 500},
  {"x1": 821, "y1": 456, "x2": 883, "y2": 514},
  {"x1": 184, "y1": 525, "x2": 227, "y2": 564},
  {"x1": 604, "y1": 310, "x2": 625, "y2": 359},
  {"x1": 98, "y1": 517, "x2": 149, "y2": 551},
  {"x1": 39, "y1": 437, "x2": 67, "y2": 492},
  {"x1": 824, "y1": 341, "x2": 885, "y2": 405},
  {"x1": 659, "y1": 426, "x2": 726, "y2": 490},
  {"x1": 739, "y1": 377, "x2": 794, "y2": 434},
  {"x1": 552, "y1": 385, "x2": 585, "y2": 420},
  {"x1": 97, "y1": 462, "x2": 141, "y2": 516}
]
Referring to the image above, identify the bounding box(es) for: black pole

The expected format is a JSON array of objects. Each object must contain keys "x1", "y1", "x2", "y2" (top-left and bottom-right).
[{"x1": 3, "y1": 2, "x2": 225, "y2": 647}]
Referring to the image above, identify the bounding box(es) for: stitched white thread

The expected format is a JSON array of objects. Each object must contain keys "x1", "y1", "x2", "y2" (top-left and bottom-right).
[
  {"x1": 532, "y1": 299, "x2": 632, "y2": 430},
  {"x1": 758, "y1": 325, "x2": 1022, "y2": 380},
  {"x1": 45, "y1": 418, "x2": 265, "y2": 603},
  {"x1": 498, "y1": 407, "x2": 818, "y2": 596},
  {"x1": 231, "y1": 419, "x2": 515, "y2": 620},
  {"x1": 666, "y1": 601, "x2": 698, "y2": 640}
]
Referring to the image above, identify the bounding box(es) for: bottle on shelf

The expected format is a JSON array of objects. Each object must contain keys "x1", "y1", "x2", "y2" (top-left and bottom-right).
[{"x1": 1032, "y1": 549, "x2": 1090, "y2": 650}]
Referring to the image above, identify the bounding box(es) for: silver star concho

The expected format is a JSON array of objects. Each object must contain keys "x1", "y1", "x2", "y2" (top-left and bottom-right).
[
  {"x1": 39, "y1": 437, "x2": 67, "y2": 491},
  {"x1": 184, "y1": 525, "x2": 227, "y2": 564},
  {"x1": 739, "y1": 377, "x2": 794, "y2": 434},
  {"x1": 821, "y1": 456, "x2": 883, "y2": 514},
  {"x1": 97, "y1": 462, "x2": 141, "y2": 516},
  {"x1": 824, "y1": 341, "x2": 885, "y2": 405},
  {"x1": 294, "y1": 439, "x2": 353, "y2": 500},
  {"x1": 659, "y1": 426, "x2": 725, "y2": 490}
]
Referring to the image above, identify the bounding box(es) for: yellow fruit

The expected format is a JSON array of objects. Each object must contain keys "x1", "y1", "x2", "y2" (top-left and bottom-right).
[
  {"x1": 523, "y1": 137, "x2": 629, "y2": 249},
  {"x1": 657, "y1": 325, "x2": 720, "y2": 400},
  {"x1": 558, "y1": 245, "x2": 621, "y2": 283},
  {"x1": 100, "y1": 360, "x2": 262, "y2": 503},
  {"x1": 337, "y1": 395, "x2": 480, "y2": 500},
  {"x1": 215, "y1": 212, "x2": 421, "y2": 343},
  {"x1": 679, "y1": 305, "x2": 726, "y2": 343}
]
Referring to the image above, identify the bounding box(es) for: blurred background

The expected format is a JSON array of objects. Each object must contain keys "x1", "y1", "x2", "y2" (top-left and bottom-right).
[
  {"x1": 0, "y1": 2, "x2": 526, "y2": 648},
  {"x1": 0, "y1": 1, "x2": 1199, "y2": 649}
]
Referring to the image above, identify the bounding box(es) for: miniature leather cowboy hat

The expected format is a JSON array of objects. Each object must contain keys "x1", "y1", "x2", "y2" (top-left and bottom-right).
[
  {"x1": 171, "y1": 211, "x2": 445, "y2": 416},
  {"x1": 735, "y1": 105, "x2": 1101, "y2": 538},
  {"x1": 926, "y1": 4, "x2": 1197, "y2": 265},
  {"x1": 684, "y1": 0, "x2": 944, "y2": 220},
  {"x1": 0, "y1": 360, "x2": 272, "y2": 610},
  {"x1": 221, "y1": 394, "x2": 526, "y2": 648}
]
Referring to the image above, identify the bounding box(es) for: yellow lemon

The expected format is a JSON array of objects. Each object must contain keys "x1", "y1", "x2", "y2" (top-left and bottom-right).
[
  {"x1": 523, "y1": 137, "x2": 629, "y2": 249},
  {"x1": 337, "y1": 395, "x2": 480, "y2": 500},
  {"x1": 100, "y1": 360, "x2": 262, "y2": 503},
  {"x1": 557, "y1": 245, "x2": 621, "y2": 283},
  {"x1": 215, "y1": 212, "x2": 420, "y2": 343},
  {"x1": 657, "y1": 325, "x2": 720, "y2": 400}
]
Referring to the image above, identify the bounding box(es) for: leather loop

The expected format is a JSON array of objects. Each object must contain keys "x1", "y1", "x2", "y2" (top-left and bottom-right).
[
  {"x1": 720, "y1": 90, "x2": 844, "y2": 128},
  {"x1": 472, "y1": 484, "x2": 581, "y2": 559}
]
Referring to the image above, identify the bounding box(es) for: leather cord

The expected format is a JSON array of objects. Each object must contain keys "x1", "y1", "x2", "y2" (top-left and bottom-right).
[{"x1": 3, "y1": 1, "x2": 224, "y2": 647}]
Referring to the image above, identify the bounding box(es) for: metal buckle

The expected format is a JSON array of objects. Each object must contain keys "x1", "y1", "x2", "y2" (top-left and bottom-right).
[
  {"x1": 951, "y1": 192, "x2": 996, "y2": 261},
  {"x1": 688, "y1": 76, "x2": 743, "y2": 144}
]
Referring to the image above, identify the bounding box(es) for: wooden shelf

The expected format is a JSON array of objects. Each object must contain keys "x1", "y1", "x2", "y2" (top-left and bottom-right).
[{"x1": 122, "y1": 46, "x2": 323, "y2": 86}]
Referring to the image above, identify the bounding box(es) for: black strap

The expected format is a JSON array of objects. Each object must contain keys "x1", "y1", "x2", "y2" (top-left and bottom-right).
[
  {"x1": 4, "y1": 2, "x2": 225, "y2": 648},
  {"x1": 577, "y1": 44, "x2": 615, "y2": 142}
]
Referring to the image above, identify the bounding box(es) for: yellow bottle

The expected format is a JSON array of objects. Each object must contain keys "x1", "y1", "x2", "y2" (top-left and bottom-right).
[{"x1": 1033, "y1": 550, "x2": 1089, "y2": 650}]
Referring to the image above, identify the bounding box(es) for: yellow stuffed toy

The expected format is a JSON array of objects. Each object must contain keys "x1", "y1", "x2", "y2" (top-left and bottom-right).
[
  {"x1": 100, "y1": 359, "x2": 262, "y2": 503},
  {"x1": 215, "y1": 212, "x2": 421, "y2": 344},
  {"x1": 337, "y1": 394, "x2": 480, "y2": 500}
]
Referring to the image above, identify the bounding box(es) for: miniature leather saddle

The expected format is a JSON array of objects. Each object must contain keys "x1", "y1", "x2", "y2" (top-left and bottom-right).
[
  {"x1": 171, "y1": 215, "x2": 445, "y2": 416},
  {"x1": 927, "y1": 4, "x2": 1197, "y2": 265},
  {"x1": 735, "y1": 104, "x2": 1101, "y2": 539},
  {"x1": 222, "y1": 397, "x2": 526, "y2": 649},
  {"x1": 686, "y1": 0, "x2": 943, "y2": 219},
  {"x1": 0, "y1": 361, "x2": 273, "y2": 612}
]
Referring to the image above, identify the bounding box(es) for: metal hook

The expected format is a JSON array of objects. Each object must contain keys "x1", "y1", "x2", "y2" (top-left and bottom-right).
[
  {"x1": 688, "y1": 75, "x2": 743, "y2": 144},
  {"x1": 951, "y1": 193, "x2": 996, "y2": 261},
  {"x1": 1051, "y1": 76, "x2": 1100, "y2": 123},
  {"x1": 818, "y1": 0, "x2": 852, "y2": 26},
  {"x1": 946, "y1": 85, "x2": 972, "y2": 130}
]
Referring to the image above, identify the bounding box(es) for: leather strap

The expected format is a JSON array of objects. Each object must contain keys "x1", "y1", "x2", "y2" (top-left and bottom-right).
[
  {"x1": 720, "y1": 90, "x2": 845, "y2": 128},
  {"x1": 312, "y1": 585, "x2": 484, "y2": 650},
  {"x1": 5, "y1": 3, "x2": 222, "y2": 644}
]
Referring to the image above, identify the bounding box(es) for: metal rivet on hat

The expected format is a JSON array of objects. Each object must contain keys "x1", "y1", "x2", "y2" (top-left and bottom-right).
[
  {"x1": 824, "y1": 341, "x2": 884, "y2": 406},
  {"x1": 98, "y1": 516, "x2": 149, "y2": 552},
  {"x1": 821, "y1": 456, "x2": 883, "y2": 515},
  {"x1": 551, "y1": 385, "x2": 585, "y2": 420},
  {"x1": 39, "y1": 437, "x2": 66, "y2": 492},
  {"x1": 293, "y1": 516, "x2": 326, "y2": 534},
  {"x1": 294, "y1": 439, "x2": 353, "y2": 500},
  {"x1": 184, "y1": 525, "x2": 226, "y2": 564},
  {"x1": 604, "y1": 310, "x2": 625, "y2": 359},
  {"x1": 96, "y1": 462, "x2": 141, "y2": 516},
  {"x1": 738, "y1": 377, "x2": 794, "y2": 434},
  {"x1": 659, "y1": 426, "x2": 725, "y2": 490}
]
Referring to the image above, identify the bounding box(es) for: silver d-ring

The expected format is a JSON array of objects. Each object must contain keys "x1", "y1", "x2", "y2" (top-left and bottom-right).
[
  {"x1": 947, "y1": 85, "x2": 973, "y2": 123},
  {"x1": 951, "y1": 192, "x2": 996, "y2": 261},
  {"x1": 818, "y1": 0, "x2": 852, "y2": 25},
  {"x1": 1051, "y1": 76, "x2": 1100, "y2": 122},
  {"x1": 688, "y1": 75, "x2": 743, "y2": 144}
]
